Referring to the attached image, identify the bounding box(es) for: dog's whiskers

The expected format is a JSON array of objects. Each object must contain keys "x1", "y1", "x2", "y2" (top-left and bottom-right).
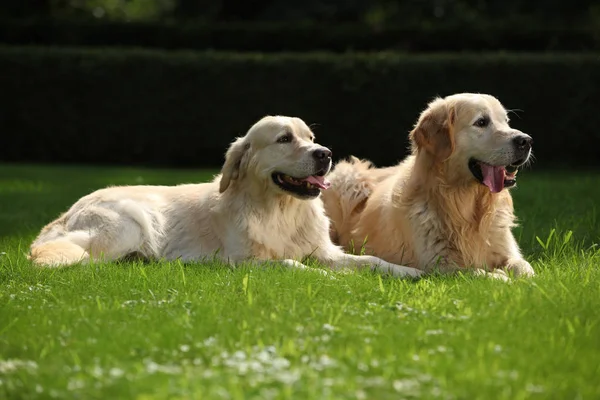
[{"x1": 507, "y1": 108, "x2": 524, "y2": 120}]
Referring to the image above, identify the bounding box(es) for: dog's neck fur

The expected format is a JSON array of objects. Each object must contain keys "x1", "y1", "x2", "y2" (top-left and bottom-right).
[
  {"x1": 218, "y1": 177, "x2": 327, "y2": 260},
  {"x1": 408, "y1": 151, "x2": 499, "y2": 228},
  {"x1": 403, "y1": 151, "x2": 514, "y2": 267}
]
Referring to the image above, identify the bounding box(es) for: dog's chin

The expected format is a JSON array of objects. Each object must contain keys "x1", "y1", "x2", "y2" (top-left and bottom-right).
[
  {"x1": 271, "y1": 169, "x2": 330, "y2": 199},
  {"x1": 468, "y1": 158, "x2": 527, "y2": 193}
]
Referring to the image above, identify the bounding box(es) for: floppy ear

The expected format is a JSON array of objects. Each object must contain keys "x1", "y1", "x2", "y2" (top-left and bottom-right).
[
  {"x1": 410, "y1": 100, "x2": 456, "y2": 161},
  {"x1": 219, "y1": 137, "x2": 250, "y2": 193}
]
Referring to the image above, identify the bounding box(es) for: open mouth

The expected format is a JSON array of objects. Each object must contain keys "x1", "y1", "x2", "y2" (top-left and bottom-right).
[
  {"x1": 468, "y1": 158, "x2": 523, "y2": 193},
  {"x1": 271, "y1": 169, "x2": 331, "y2": 198}
]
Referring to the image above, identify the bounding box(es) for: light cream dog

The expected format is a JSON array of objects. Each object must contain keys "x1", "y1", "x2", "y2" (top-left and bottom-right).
[
  {"x1": 29, "y1": 116, "x2": 423, "y2": 278},
  {"x1": 322, "y1": 93, "x2": 535, "y2": 279}
]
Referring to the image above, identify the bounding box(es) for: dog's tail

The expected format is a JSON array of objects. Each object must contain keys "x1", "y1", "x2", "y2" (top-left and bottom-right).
[
  {"x1": 28, "y1": 214, "x2": 90, "y2": 267},
  {"x1": 322, "y1": 156, "x2": 376, "y2": 247}
]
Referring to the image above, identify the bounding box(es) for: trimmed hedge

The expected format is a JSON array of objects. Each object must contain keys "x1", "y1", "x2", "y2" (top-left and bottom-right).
[
  {"x1": 1, "y1": 19, "x2": 600, "y2": 53},
  {"x1": 1, "y1": 46, "x2": 599, "y2": 168}
]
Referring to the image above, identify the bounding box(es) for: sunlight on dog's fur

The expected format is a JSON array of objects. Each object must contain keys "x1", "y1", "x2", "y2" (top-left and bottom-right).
[
  {"x1": 29, "y1": 116, "x2": 422, "y2": 278},
  {"x1": 322, "y1": 93, "x2": 535, "y2": 281}
]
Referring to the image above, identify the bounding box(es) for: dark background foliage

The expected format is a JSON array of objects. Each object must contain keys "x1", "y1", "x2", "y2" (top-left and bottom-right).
[{"x1": 1, "y1": 0, "x2": 599, "y2": 168}]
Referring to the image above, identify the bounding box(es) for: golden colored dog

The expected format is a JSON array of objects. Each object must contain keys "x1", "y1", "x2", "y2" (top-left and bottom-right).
[
  {"x1": 29, "y1": 116, "x2": 423, "y2": 278},
  {"x1": 322, "y1": 93, "x2": 534, "y2": 280}
]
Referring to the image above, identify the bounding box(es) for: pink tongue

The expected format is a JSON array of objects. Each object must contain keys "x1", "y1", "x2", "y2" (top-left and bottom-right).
[
  {"x1": 479, "y1": 163, "x2": 506, "y2": 193},
  {"x1": 304, "y1": 175, "x2": 331, "y2": 190}
]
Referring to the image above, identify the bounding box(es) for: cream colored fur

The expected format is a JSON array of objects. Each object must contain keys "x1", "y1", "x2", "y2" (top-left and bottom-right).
[
  {"x1": 29, "y1": 116, "x2": 422, "y2": 278},
  {"x1": 322, "y1": 94, "x2": 535, "y2": 280}
]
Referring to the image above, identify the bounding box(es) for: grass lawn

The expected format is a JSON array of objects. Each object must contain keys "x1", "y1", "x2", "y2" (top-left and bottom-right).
[{"x1": 1, "y1": 163, "x2": 599, "y2": 400}]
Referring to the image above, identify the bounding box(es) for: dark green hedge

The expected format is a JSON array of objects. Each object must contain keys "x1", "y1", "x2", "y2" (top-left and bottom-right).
[
  {"x1": 1, "y1": 19, "x2": 600, "y2": 53},
  {"x1": 1, "y1": 46, "x2": 599, "y2": 168}
]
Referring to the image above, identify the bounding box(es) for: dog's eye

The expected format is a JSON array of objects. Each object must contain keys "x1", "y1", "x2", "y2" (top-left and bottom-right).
[
  {"x1": 474, "y1": 117, "x2": 490, "y2": 128},
  {"x1": 277, "y1": 133, "x2": 293, "y2": 143}
]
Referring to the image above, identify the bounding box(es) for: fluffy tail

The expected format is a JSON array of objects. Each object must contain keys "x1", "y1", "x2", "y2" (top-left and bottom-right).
[
  {"x1": 322, "y1": 156, "x2": 377, "y2": 247},
  {"x1": 29, "y1": 215, "x2": 90, "y2": 267}
]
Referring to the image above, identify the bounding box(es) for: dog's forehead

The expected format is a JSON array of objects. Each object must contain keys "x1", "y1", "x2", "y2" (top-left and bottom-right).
[
  {"x1": 248, "y1": 116, "x2": 314, "y2": 144},
  {"x1": 263, "y1": 116, "x2": 313, "y2": 138},
  {"x1": 289, "y1": 117, "x2": 314, "y2": 139},
  {"x1": 455, "y1": 95, "x2": 507, "y2": 122},
  {"x1": 248, "y1": 117, "x2": 290, "y2": 138},
  {"x1": 481, "y1": 95, "x2": 508, "y2": 118}
]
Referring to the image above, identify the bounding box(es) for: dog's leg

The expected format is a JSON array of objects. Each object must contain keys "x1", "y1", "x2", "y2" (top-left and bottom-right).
[
  {"x1": 279, "y1": 259, "x2": 310, "y2": 269},
  {"x1": 236, "y1": 259, "x2": 328, "y2": 275},
  {"x1": 84, "y1": 209, "x2": 151, "y2": 263},
  {"x1": 338, "y1": 254, "x2": 423, "y2": 278},
  {"x1": 504, "y1": 235, "x2": 534, "y2": 277},
  {"x1": 315, "y1": 246, "x2": 423, "y2": 278},
  {"x1": 277, "y1": 259, "x2": 329, "y2": 276},
  {"x1": 489, "y1": 229, "x2": 535, "y2": 277}
]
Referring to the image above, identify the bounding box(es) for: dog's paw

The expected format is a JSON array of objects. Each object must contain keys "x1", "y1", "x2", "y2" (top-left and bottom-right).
[
  {"x1": 474, "y1": 268, "x2": 510, "y2": 282},
  {"x1": 388, "y1": 265, "x2": 425, "y2": 278},
  {"x1": 505, "y1": 258, "x2": 535, "y2": 277}
]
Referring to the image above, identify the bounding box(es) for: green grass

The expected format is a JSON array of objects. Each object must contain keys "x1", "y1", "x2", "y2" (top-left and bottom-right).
[{"x1": 1, "y1": 163, "x2": 599, "y2": 400}]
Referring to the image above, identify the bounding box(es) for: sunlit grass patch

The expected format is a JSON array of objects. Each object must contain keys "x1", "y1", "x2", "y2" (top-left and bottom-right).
[{"x1": 0, "y1": 164, "x2": 599, "y2": 399}]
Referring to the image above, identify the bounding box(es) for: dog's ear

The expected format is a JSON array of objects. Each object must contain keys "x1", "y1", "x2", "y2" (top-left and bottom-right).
[
  {"x1": 219, "y1": 137, "x2": 250, "y2": 193},
  {"x1": 410, "y1": 100, "x2": 456, "y2": 161}
]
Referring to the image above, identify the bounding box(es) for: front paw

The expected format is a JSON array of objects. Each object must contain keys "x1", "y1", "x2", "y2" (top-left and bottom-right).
[
  {"x1": 388, "y1": 264, "x2": 425, "y2": 278},
  {"x1": 474, "y1": 268, "x2": 510, "y2": 282},
  {"x1": 505, "y1": 258, "x2": 535, "y2": 277}
]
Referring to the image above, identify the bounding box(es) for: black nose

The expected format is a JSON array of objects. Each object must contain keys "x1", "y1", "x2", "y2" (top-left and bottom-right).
[
  {"x1": 313, "y1": 148, "x2": 332, "y2": 161},
  {"x1": 513, "y1": 135, "x2": 533, "y2": 151}
]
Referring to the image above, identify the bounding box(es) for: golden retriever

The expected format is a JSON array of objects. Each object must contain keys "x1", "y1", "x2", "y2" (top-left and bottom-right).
[
  {"x1": 322, "y1": 93, "x2": 534, "y2": 280},
  {"x1": 29, "y1": 116, "x2": 423, "y2": 278}
]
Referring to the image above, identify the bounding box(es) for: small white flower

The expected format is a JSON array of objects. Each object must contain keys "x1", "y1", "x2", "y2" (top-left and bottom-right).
[
  {"x1": 271, "y1": 357, "x2": 290, "y2": 370},
  {"x1": 109, "y1": 368, "x2": 124, "y2": 378},
  {"x1": 145, "y1": 361, "x2": 159, "y2": 374},
  {"x1": 179, "y1": 344, "x2": 190, "y2": 352},
  {"x1": 320, "y1": 355, "x2": 336, "y2": 368},
  {"x1": 275, "y1": 370, "x2": 299, "y2": 385},
  {"x1": 0, "y1": 359, "x2": 38, "y2": 374},
  {"x1": 393, "y1": 379, "x2": 420, "y2": 393},
  {"x1": 526, "y1": 384, "x2": 544, "y2": 393},
  {"x1": 67, "y1": 378, "x2": 85, "y2": 391}
]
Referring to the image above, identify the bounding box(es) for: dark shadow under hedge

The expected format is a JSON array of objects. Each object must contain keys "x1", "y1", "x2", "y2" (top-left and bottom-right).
[{"x1": 0, "y1": 46, "x2": 598, "y2": 169}]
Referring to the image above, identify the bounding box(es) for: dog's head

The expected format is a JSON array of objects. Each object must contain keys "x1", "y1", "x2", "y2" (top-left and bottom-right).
[
  {"x1": 219, "y1": 116, "x2": 332, "y2": 199},
  {"x1": 409, "y1": 93, "x2": 533, "y2": 193}
]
